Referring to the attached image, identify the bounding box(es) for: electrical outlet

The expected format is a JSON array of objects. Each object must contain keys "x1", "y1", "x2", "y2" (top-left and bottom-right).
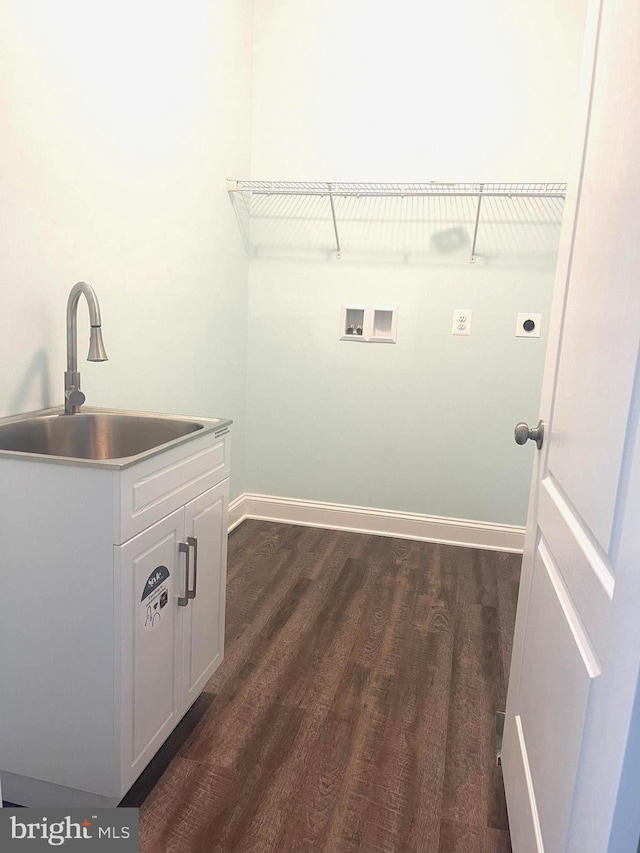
[
  {"x1": 452, "y1": 309, "x2": 472, "y2": 336},
  {"x1": 515, "y1": 313, "x2": 542, "y2": 337}
]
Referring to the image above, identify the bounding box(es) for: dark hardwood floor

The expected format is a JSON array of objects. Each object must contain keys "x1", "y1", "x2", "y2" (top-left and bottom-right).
[{"x1": 130, "y1": 521, "x2": 521, "y2": 853}]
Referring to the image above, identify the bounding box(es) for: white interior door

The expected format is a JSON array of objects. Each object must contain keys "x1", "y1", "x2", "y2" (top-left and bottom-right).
[{"x1": 502, "y1": 0, "x2": 640, "y2": 851}]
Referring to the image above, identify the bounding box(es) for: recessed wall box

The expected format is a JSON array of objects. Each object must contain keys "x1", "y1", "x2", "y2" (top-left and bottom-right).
[
  {"x1": 371, "y1": 306, "x2": 398, "y2": 342},
  {"x1": 340, "y1": 305, "x2": 398, "y2": 343},
  {"x1": 341, "y1": 305, "x2": 367, "y2": 340}
]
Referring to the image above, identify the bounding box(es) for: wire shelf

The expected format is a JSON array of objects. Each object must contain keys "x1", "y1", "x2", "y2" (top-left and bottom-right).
[
  {"x1": 227, "y1": 180, "x2": 567, "y2": 262},
  {"x1": 228, "y1": 180, "x2": 567, "y2": 198}
]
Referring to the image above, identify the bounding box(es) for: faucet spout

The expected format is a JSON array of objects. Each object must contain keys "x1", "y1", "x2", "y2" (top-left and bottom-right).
[
  {"x1": 64, "y1": 282, "x2": 108, "y2": 414},
  {"x1": 88, "y1": 326, "x2": 108, "y2": 362}
]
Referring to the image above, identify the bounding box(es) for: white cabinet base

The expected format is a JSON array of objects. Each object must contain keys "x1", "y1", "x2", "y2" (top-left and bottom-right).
[
  {"x1": 2, "y1": 772, "x2": 121, "y2": 809},
  {"x1": 0, "y1": 426, "x2": 230, "y2": 808}
]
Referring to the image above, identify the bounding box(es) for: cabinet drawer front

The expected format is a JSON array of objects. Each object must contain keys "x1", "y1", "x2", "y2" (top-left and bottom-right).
[{"x1": 119, "y1": 432, "x2": 230, "y2": 543}]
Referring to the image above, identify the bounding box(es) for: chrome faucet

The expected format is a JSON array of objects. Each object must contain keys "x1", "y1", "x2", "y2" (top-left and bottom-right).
[{"x1": 64, "y1": 282, "x2": 108, "y2": 414}]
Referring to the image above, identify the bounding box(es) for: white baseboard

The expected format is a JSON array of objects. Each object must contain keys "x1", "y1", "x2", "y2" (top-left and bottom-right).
[
  {"x1": 228, "y1": 494, "x2": 248, "y2": 532},
  {"x1": 228, "y1": 493, "x2": 525, "y2": 553}
]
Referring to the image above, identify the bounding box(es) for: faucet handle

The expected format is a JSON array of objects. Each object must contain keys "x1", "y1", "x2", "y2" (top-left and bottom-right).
[
  {"x1": 64, "y1": 369, "x2": 86, "y2": 414},
  {"x1": 65, "y1": 388, "x2": 86, "y2": 408}
]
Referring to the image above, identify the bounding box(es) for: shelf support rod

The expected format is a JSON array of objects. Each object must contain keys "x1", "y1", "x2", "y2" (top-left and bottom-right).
[
  {"x1": 470, "y1": 183, "x2": 484, "y2": 264},
  {"x1": 328, "y1": 183, "x2": 342, "y2": 259}
]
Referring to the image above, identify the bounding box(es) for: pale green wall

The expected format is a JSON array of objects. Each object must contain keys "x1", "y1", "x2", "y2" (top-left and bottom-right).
[
  {"x1": 244, "y1": 0, "x2": 587, "y2": 526},
  {"x1": 250, "y1": 0, "x2": 588, "y2": 182},
  {"x1": 245, "y1": 258, "x2": 554, "y2": 525},
  {"x1": 0, "y1": 0, "x2": 588, "y2": 521},
  {"x1": 0, "y1": 0, "x2": 253, "y2": 499}
]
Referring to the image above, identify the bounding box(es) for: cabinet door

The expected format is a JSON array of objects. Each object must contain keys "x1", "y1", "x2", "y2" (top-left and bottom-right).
[
  {"x1": 117, "y1": 508, "x2": 184, "y2": 792},
  {"x1": 181, "y1": 479, "x2": 229, "y2": 709}
]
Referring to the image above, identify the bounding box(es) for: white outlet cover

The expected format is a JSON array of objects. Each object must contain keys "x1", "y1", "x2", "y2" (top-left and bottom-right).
[
  {"x1": 452, "y1": 308, "x2": 472, "y2": 336},
  {"x1": 516, "y1": 312, "x2": 542, "y2": 338}
]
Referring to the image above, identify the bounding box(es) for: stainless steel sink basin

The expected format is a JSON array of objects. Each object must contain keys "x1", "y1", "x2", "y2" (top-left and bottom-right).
[{"x1": 0, "y1": 412, "x2": 206, "y2": 461}]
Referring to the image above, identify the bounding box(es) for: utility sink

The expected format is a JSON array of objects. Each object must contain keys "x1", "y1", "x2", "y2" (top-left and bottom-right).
[{"x1": 0, "y1": 408, "x2": 231, "y2": 466}]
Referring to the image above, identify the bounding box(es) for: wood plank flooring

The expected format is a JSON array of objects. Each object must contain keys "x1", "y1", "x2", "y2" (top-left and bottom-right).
[{"x1": 126, "y1": 521, "x2": 521, "y2": 853}]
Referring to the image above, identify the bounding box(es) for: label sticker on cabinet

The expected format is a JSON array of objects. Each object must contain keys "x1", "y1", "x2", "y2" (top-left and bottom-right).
[{"x1": 141, "y1": 565, "x2": 170, "y2": 632}]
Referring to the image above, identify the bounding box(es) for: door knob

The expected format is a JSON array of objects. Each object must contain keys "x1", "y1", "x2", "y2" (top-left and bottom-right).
[{"x1": 514, "y1": 419, "x2": 544, "y2": 450}]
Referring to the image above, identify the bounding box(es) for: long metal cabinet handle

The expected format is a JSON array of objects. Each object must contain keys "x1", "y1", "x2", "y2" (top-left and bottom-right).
[
  {"x1": 178, "y1": 542, "x2": 190, "y2": 606},
  {"x1": 187, "y1": 536, "x2": 198, "y2": 600}
]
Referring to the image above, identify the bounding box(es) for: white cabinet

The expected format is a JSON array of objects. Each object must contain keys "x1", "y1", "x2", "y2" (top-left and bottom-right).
[
  {"x1": 0, "y1": 423, "x2": 230, "y2": 808},
  {"x1": 118, "y1": 481, "x2": 228, "y2": 792}
]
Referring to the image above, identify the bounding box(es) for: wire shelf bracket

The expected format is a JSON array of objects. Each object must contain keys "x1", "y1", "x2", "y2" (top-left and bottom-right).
[
  {"x1": 327, "y1": 183, "x2": 342, "y2": 259},
  {"x1": 470, "y1": 183, "x2": 484, "y2": 264}
]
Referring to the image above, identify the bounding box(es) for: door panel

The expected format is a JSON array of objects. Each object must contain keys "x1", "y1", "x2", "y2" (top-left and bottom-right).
[
  {"x1": 519, "y1": 540, "x2": 598, "y2": 853},
  {"x1": 537, "y1": 478, "x2": 613, "y2": 654},
  {"x1": 543, "y1": 0, "x2": 640, "y2": 553},
  {"x1": 546, "y1": 267, "x2": 638, "y2": 552},
  {"x1": 506, "y1": 534, "x2": 598, "y2": 853},
  {"x1": 504, "y1": 715, "x2": 544, "y2": 853},
  {"x1": 181, "y1": 480, "x2": 228, "y2": 708},
  {"x1": 118, "y1": 509, "x2": 183, "y2": 791}
]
